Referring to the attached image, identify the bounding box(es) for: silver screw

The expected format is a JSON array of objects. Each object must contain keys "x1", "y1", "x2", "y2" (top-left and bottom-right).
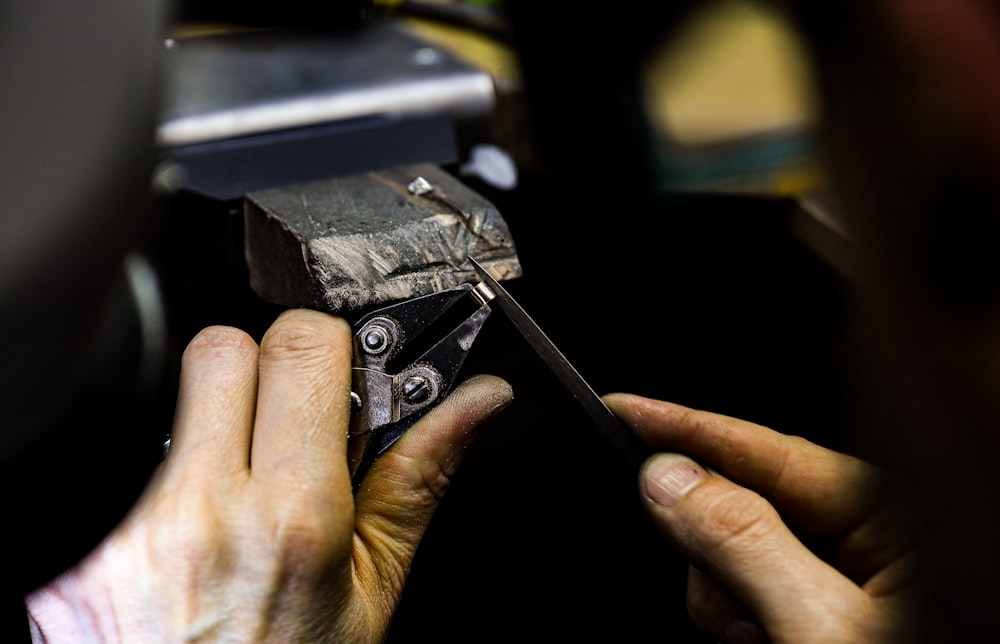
[
  {"x1": 401, "y1": 375, "x2": 431, "y2": 404},
  {"x1": 361, "y1": 324, "x2": 391, "y2": 355}
]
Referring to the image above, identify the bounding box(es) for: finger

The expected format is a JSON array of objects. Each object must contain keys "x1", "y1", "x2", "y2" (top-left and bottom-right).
[
  {"x1": 352, "y1": 375, "x2": 512, "y2": 595},
  {"x1": 605, "y1": 393, "x2": 881, "y2": 535},
  {"x1": 686, "y1": 566, "x2": 758, "y2": 642},
  {"x1": 163, "y1": 325, "x2": 260, "y2": 481},
  {"x1": 832, "y1": 502, "x2": 914, "y2": 586},
  {"x1": 250, "y1": 309, "x2": 354, "y2": 498},
  {"x1": 641, "y1": 452, "x2": 871, "y2": 638}
]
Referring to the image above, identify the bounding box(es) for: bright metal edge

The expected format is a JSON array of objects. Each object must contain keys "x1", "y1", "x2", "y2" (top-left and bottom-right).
[
  {"x1": 467, "y1": 257, "x2": 648, "y2": 468},
  {"x1": 156, "y1": 75, "x2": 496, "y2": 148}
]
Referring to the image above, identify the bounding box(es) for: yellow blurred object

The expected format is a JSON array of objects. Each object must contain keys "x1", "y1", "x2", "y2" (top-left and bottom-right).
[
  {"x1": 642, "y1": 0, "x2": 818, "y2": 147},
  {"x1": 401, "y1": 15, "x2": 538, "y2": 170},
  {"x1": 400, "y1": 16, "x2": 520, "y2": 87}
]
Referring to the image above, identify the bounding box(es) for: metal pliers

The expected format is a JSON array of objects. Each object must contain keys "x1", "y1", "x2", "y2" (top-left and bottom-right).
[{"x1": 348, "y1": 276, "x2": 496, "y2": 489}]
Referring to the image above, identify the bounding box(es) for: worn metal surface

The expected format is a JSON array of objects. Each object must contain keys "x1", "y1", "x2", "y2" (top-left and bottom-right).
[
  {"x1": 157, "y1": 21, "x2": 495, "y2": 148},
  {"x1": 244, "y1": 162, "x2": 522, "y2": 312},
  {"x1": 155, "y1": 21, "x2": 498, "y2": 201}
]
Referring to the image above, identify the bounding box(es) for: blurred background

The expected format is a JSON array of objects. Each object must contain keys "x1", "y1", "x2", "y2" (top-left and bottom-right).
[{"x1": 2, "y1": 1, "x2": 861, "y2": 640}]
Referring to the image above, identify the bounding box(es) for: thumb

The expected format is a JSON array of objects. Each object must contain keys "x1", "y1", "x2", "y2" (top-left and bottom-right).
[
  {"x1": 640, "y1": 453, "x2": 869, "y2": 641},
  {"x1": 352, "y1": 374, "x2": 512, "y2": 599}
]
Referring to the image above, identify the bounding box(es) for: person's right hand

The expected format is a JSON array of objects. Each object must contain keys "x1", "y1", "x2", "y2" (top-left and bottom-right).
[
  {"x1": 604, "y1": 393, "x2": 919, "y2": 643},
  {"x1": 25, "y1": 309, "x2": 512, "y2": 642}
]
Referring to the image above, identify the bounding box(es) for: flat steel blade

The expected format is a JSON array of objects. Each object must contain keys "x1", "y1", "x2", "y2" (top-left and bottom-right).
[{"x1": 469, "y1": 257, "x2": 647, "y2": 468}]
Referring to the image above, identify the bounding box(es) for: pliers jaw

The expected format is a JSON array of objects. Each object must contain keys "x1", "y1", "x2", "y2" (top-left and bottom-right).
[{"x1": 348, "y1": 280, "x2": 493, "y2": 489}]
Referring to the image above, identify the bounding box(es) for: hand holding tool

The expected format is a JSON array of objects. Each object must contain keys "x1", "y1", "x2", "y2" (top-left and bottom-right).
[{"x1": 349, "y1": 257, "x2": 648, "y2": 490}]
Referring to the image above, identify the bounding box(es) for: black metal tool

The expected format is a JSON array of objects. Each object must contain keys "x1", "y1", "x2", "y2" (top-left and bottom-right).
[
  {"x1": 468, "y1": 257, "x2": 648, "y2": 469},
  {"x1": 348, "y1": 280, "x2": 494, "y2": 489}
]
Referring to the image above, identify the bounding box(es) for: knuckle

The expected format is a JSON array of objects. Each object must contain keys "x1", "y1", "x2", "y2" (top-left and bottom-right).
[
  {"x1": 261, "y1": 319, "x2": 327, "y2": 356},
  {"x1": 419, "y1": 462, "x2": 453, "y2": 502},
  {"x1": 265, "y1": 495, "x2": 349, "y2": 575},
  {"x1": 259, "y1": 312, "x2": 352, "y2": 370},
  {"x1": 700, "y1": 488, "x2": 780, "y2": 554},
  {"x1": 150, "y1": 489, "x2": 229, "y2": 570},
  {"x1": 378, "y1": 450, "x2": 453, "y2": 503}
]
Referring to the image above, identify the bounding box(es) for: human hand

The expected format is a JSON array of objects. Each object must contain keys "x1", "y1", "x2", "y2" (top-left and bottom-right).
[
  {"x1": 26, "y1": 308, "x2": 512, "y2": 642},
  {"x1": 604, "y1": 393, "x2": 917, "y2": 643}
]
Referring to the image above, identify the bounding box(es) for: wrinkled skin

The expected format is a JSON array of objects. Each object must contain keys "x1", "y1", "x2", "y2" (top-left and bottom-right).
[
  {"x1": 26, "y1": 309, "x2": 512, "y2": 642},
  {"x1": 605, "y1": 394, "x2": 917, "y2": 644},
  {"x1": 596, "y1": 1, "x2": 1000, "y2": 641}
]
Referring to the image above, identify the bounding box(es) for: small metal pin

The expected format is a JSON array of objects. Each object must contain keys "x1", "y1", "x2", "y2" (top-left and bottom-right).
[{"x1": 472, "y1": 280, "x2": 496, "y2": 307}]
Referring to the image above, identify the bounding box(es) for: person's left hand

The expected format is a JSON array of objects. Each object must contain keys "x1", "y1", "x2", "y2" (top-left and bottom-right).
[
  {"x1": 604, "y1": 393, "x2": 918, "y2": 643},
  {"x1": 26, "y1": 308, "x2": 513, "y2": 642}
]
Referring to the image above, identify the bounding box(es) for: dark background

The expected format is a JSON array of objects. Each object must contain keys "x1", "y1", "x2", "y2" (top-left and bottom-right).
[
  {"x1": 4, "y1": 3, "x2": 860, "y2": 642},
  {"x1": 380, "y1": 183, "x2": 852, "y2": 642}
]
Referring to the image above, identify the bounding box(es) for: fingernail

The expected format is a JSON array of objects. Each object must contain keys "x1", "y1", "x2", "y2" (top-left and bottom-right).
[
  {"x1": 643, "y1": 453, "x2": 706, "y2": 507},
  {"x1": 725, "y1": 619, "x2": 767, "y2": 644}
]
